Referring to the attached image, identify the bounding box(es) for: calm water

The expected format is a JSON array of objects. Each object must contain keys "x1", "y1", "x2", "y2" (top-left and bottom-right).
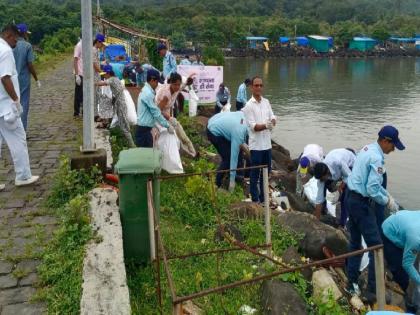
[{"x1": 224, "y1": 57, "x2": 420, "y2": 209}]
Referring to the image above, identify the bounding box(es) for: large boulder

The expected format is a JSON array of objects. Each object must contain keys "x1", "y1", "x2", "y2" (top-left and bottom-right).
[
  {"x1": 276, "y1": 212, "x2": 349, "y2": 260},
  {"x1": 281, "y1": 191, "x2": 313, "y2": 213},
  {"x1": 261, "y1": 280, "x2": 308, "y2": 315},
  {"x1": 270, "y1": 170, "x2": 296, "y2": 193},
  {"x1": 312, "y1": 268, "x2": 343, "y2": 303},
  {"x1": 271, "y1": 142, "x2": 295, "y2": 172},
  {"x1": 229, "y1": 202, "x2": 264, "y2": 220},
  {"x1": 282, "y1": 246, "x2": 313, "y2": 281}
]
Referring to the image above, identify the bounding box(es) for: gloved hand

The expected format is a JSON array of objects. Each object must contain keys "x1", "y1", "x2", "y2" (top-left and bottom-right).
[
  {"x1": 169, "y1": 117, "x2": 178, "y2": 127},
  {"x1": 12, "y1": 100, "x2": 22, "y2": 116},
  {"x1": 36, "y1": 80, "x2": 41, "y2": 88},
  {"x1": 167, "y1": 125, "x2": 175, "y2": 134},
  {"x1": 387, "y1": 194, "x2": 400, "y2": 213},
  {"x1": 265, "y1": 120, "x2": 273, "y2": 131},
  {"x1": 75, "y1": 75, "x2": 82, "y2": 86},
  {"x1": 228, "y1": 180, "x2": 235, "y2": 192}
]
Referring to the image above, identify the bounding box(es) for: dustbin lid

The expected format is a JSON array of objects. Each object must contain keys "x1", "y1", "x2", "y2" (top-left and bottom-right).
[{"x1": 115, "y1": 148, "x2": 162, "y2": 174}]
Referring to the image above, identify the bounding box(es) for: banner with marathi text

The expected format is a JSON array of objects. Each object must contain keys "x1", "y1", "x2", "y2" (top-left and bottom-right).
[{"x1": 177, "y1": 65, "x2": 224, "y2": 105}]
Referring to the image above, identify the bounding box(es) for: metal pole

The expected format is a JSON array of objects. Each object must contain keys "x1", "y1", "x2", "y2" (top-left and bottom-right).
[
  {"x1": 263, "y1": 167, "x2": 272, "y2": 258},
  {"x1": 374, "y1": 247, "x2": 386, "y2": 310},
  {"x1": 147, "y1": 181, "x2": 156, "y2": 260},
  {"x1": 81, "y1": 0, "x2": 95, "y2": 152}
]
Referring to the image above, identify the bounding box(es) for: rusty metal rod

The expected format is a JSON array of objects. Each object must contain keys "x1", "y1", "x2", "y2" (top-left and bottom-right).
[
  {"x1": 172, "y1": 244, "x2": 384, "y2": 304},
  {"x1": 166, "y1": 244, "x2": 271, "y2": 260},
  {"x1": 157, "y1": 164, "x2": 268, "y2": 180},
  {"x1": 157, "y1": 230, "x2": 178, "y2": 302}
]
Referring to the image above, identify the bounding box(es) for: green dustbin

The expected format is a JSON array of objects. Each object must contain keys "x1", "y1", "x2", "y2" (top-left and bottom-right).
[{"x1": 115, "y1": 148, "x2": 162, "y2": 263}]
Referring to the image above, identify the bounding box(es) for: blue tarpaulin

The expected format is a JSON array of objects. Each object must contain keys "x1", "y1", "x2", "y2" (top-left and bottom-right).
[
  {"x1": 104, "y1": 44, "x2": 129, "y2": 63},
  {"x1": 389, "y1": 37, "x2": 415, "y2": 43},
  {"x1": 279, "y1": 37, "x2": 290, "y2": 44},
  {"x1": 296, "y1": 36, "x2": 309, "y2": 46}
]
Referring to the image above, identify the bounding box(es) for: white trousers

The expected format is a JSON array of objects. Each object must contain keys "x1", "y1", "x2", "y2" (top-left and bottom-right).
[{"x1": 0, "y1": 116, "x2": 32, "y2": 181}]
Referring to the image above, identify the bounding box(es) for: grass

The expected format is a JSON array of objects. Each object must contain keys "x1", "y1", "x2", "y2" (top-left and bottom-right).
[
  {"x1": 34, "y1": 157, "x2": 102, "y2": 315},
  {"x1": 34, "y1": 50, "x2": 73, "y2": 75}
]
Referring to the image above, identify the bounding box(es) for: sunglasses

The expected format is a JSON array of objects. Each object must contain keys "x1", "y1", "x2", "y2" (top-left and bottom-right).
[{"x1": 253, "y1": 84, "x2": 263, "y2": 87}]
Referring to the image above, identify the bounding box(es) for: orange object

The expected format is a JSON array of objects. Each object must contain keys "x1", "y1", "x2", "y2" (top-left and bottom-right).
[{"x1": 105, "y1": 173, "x2": 119, "y2": 183}]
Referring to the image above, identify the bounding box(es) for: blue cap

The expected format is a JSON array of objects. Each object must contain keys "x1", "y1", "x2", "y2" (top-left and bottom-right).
[
  {"x1": 378, "y1": 125, "x2": 405, "y2": 150},
  {"x1": 102, "y1": 64, "x2": 113, "y2": 74},
  {"x1": 157, "y1": 43, "x2": 167, "y2": 51},
  {"x1": 16, "y1": 23, "x2": 30, "y2": 34},
  {"x1": 300, "y1": 156, "x2": 310, "y2": 168},
  {"x1": 147, "y1": 69, "x2": 164, "y2": 84},
  {"x1": 95, "y1": 33, "x2": 106, "y2": 43}
]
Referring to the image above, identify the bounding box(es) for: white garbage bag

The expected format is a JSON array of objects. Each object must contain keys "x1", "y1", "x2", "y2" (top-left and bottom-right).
[
  {"x1": 123, "y1": 89, "x2": 137, "y2": 125},
  {"x1": 157, "y1": 129, "x2": 184, "y2": 174},
  {"x1": 360, "y1": 237, "x2": 369, "y2": 271},
  {"x1": 189, "y1": 88, "x2": 199, "y2": 117},
  {"x1": 303, "y1": 177, "x2": 318, "y2": 205},
  {"x1": 221, "y1": 103, "x2": 231, "y2": 112}
]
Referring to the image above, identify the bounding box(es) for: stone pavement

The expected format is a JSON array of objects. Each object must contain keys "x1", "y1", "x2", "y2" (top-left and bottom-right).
[{"x1": 0, "y1": 59, "x2": 81, "y2": 314}]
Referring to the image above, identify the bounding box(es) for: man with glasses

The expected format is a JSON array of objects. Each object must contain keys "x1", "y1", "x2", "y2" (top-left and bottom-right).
[{"x1": 242, "y1": 76, "x2": 276, "y2": 203}]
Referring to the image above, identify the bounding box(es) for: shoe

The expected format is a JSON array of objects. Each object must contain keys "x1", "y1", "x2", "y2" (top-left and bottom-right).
[
  {"x1": 0, "y1": 184, "x2": 4, "y2": 191},
  {"x1": 344, "y1": 282, "x2": 361, "y2": 296},
  {"x1": 15, "y1": 176, "x2": 39, "y2": 187}
]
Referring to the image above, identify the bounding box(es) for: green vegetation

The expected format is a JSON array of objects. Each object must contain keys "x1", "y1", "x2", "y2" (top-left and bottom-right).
[
  {"x1": 3, "y1": 0, "x2": 420, "y2": 64},
  {"x1": 36, "y1": 157, "x2": 101, "y2": 315}
]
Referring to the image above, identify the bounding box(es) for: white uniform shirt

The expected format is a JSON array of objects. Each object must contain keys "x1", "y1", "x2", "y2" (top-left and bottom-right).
[
  {"x1": 302, "y1": 144, "x2": 324, "y2": 166},
  {"x1": 242, "y1": 96, "x2": 276, "y2": 151},
  {"x1": 0, "y1": 38, "x2": 19, "y2": 117},
  {"x1": 315, "y1": 148, "x2": 356, "y2": 205}
]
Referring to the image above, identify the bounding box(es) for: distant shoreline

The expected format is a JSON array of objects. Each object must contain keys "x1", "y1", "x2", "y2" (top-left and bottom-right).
[{"x1": 223, "y1": 47, "x2": 420, "y2": 59}]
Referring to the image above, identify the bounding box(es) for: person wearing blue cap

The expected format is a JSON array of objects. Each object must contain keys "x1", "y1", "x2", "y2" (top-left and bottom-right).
[
  {"x1": 381, "y1": 210, "x2": 420, "y2": 313},
  {"x1": 13, "y1": 23, "x2": 39, "y2": 131},
  {"x1": 136, "y1": 68, "x2": 174, "y2": 147},
  {"x1": 158, "y1": 43, "x2": 177, "y2": 79},
  {"x1": 207, "y1": 111, "x2": 249, "y2": 191},
  {"x1": 296, "y1": 143, "x2": 324, "y2": 197},
  {"x1": 345, "y1": 125, "x2": 405, "y2": 303}
]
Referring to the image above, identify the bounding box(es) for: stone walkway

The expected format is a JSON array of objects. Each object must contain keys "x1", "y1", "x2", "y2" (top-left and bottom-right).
[{"x1": 0, "y1": 59, "x2": 80, "y2": 314}]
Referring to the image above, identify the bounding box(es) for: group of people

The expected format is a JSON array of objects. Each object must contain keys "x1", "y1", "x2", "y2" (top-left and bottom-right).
[
  {"x1": 0, "y1": 24, "x2": 40, "y2": 191},
  {"x1": 207, "y1": 76, "x2": 418, "y2": 310}
]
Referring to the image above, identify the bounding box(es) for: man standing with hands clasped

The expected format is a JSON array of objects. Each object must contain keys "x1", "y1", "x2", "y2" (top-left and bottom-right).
[
  {"x1": 345, "y1": 125, "x2": 404, "y2": 302},
  {"x1": 242, "y1": 76, "x2": 276, "y2": 203}
]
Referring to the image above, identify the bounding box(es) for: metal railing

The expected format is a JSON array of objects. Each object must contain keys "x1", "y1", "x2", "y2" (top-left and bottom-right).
[{"x1": 146, "y1": 166, "x2": 386, "y2": 314}]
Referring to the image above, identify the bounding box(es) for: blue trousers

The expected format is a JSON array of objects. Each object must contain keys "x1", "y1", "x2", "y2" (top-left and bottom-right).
[
  {"x1": 250, "y1": 149, "x2": 271, "y2": 202},
  {"x1": 20, "y1": 87, "x2": 30, "y2": 131},
  {"x1": 345, "y1": 190, "x2": 383, "y2": 293}
]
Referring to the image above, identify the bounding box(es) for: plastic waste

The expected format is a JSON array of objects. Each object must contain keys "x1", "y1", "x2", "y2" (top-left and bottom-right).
[
  {"x1": 157, "y1": 129, "x2": 184, "y2": 174},
  {"x1": 188, "y1": 88, "x2": 199, "y2": 117},
  {"x1": 123, "y1": 89, "x2": 137, "y2": 125}
]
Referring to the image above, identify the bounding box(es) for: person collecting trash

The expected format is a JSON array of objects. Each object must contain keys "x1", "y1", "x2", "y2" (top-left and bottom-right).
[
  {"x1": 95, "y1": 65, "x2": 135, "y2": 148},
  {"x1": 296, "y1": 143, "x2": 324, "y2": 197}
]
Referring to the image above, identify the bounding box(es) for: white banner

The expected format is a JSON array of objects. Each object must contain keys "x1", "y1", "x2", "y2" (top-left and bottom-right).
[{"x1": 177, "y1": 65, "x2": 224, "y2": 105}]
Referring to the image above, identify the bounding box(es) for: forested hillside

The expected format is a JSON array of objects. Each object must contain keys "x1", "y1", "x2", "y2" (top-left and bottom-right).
[{"x1": 2, "y1": 0, "x2": 420, "y2": 51}]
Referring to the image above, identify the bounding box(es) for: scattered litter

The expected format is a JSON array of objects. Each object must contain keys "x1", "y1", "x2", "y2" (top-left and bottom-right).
[{"x1": 239, "y1": 305, "x2": 257, "y2": 314}]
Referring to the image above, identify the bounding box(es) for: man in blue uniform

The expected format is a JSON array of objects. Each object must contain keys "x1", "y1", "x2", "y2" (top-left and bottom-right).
[
  {"x1": 345, "y1": 125, "x2": 404, "y2": 302},
  {"x1": 158, "y1": 43, "x2": 177, "y2": 79},
  {"x1": 13, "y1": 23, "x2": 39, "y2": 131},
  {"x1": 136, "y1": 69, "x2": 174, "y2": 147},
  {"x1": 207, "y1": 111, "x2": 248, "y2": 191},
  {"x1": 382, "y1": 210, "x2": 420, "y2": 312}
]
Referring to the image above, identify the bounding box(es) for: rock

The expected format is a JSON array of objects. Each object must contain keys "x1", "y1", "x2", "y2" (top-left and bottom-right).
[
  {"x1": 0, "y1": 260, "x2": 13, "y2": 274},
  {"x1": 312, "y1": 268, "x2": 343, "y2": 302},
  {"x1": 214, "y1": 224, "x2": 244, "y2": 243},
  {"x1": 350, "y1": 295, "x2": 365, "y2": 311},
  {"x1": 80, "y1": 188, "x2": 131, "y2": 315},
  {"x1": 197, "y1": 107, "x2": 215, "y2": 118},
  {"x1": 281, "y1": 247, "x2": 301, "y2": 265},
  {"x1": 281, "y1": 191, "x2": 313, "y2": 213},
  {"x1": 1, "y1": 302, "x2": 45, "y2": 315},
  {"x1": 271, "y1": 141, "x2": 291, "y2": 158},
  {"x1": 386, "y1": 286, "x2": 406, "y2": 311},
  {"x1": 0, "y1": 274, "x2": 18, "y2": 289},
  {"x1": 230, "y1": 202, "x2": 264, "y2": 220},
  {"x1": 276, "y1": 212, "x2": 349, "y2": 260},
  {"x1": 195, "y1": 115, "x2": 209, "y2": 128},
  {"x1": 270, "y1": 170, "x2": 296, "y2": 193},
  {"x1": 261, "y1": 280, "x2": 308, "y2": 315}
]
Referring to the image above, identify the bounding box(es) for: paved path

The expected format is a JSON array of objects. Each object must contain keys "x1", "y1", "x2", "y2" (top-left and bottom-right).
[{"x1": 0, "y1": 59, "x2": 80, "y2": 314}]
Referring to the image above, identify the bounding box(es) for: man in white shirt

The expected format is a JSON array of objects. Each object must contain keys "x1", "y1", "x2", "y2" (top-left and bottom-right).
[
  {"x1": 242, "y1": 76, "x2": 276, "y2": 203},
  {"x1": 296, "y1": 143, "x2": 324, "y2": 196},
  {"x1": 0, "y1": 24, "x2": 39, "y2": 191},
  {"x1": 313, "y1": 148, "x2": 356, "y2": 220}
]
